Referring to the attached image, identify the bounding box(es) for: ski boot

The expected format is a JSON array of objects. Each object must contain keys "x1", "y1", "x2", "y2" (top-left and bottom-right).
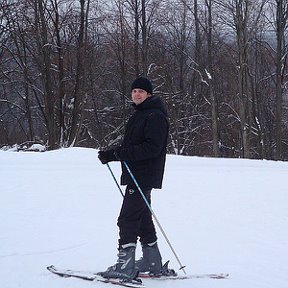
[
  {"x1": 98, "y1": 243, "x2": 139, "y2": 281},
  {"x1": 135, "y1": 241, "x2": 163, "y2": 276}
]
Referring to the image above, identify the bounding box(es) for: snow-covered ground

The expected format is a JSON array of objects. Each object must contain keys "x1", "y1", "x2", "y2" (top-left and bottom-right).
[{"x1": 1, "y1": 147, "x2": 287, "y2": 288}]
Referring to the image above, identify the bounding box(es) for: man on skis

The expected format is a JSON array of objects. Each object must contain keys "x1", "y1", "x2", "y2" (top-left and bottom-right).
[{"x1": 98, "y1": 76, "x2": 169, "y2": 281}]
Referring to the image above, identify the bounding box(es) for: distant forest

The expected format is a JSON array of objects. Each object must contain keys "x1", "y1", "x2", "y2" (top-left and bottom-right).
[{"x1": 1, "y1": 0, "x2": 288, "y2": 160}]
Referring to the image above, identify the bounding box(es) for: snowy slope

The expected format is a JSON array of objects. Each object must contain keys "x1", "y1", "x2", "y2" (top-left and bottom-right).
[{"x1": 0, "y1": 147, "x2": 287, "y2": 288}]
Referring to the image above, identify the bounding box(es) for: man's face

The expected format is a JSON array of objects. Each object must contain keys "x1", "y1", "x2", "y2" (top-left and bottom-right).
[{"x1": 131, "y1": 88, "x2": 151, "y2": 105}]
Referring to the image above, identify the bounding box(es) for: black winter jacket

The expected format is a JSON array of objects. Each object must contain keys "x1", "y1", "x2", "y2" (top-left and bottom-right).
[{"x1": 118, "y1": 95, "x2": 169, "y2": 189}]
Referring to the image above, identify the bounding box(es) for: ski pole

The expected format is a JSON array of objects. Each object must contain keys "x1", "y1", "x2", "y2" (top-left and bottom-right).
[
  {"x1": 106, "y1": 163, "x2": 124, "y2": 197},
  {"x1": 123, "y1": 161, "x2": 186, "y2": 274}
]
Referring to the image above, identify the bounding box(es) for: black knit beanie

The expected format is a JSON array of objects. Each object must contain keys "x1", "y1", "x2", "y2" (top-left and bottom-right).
[{"x1": 131, "y1": 77, "x2": 153, "y2": 94}]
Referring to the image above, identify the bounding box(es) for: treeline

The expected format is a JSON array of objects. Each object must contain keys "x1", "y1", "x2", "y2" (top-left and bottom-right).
[{"x1": 0, "y1": 0, "x2": 288, "y2": 160}]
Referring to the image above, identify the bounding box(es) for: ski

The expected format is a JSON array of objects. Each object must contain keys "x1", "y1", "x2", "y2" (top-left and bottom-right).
[
  {"x1": 139, "y1": 272, "x2": 229, "y2": 280},
  {"x1": 138, "y1": 261, "x2": 228, "y2": 280},
  {"x1": 47, "y1": 265, "x2": 144, "y2": 288},
  {"x1": 47, "y1": 264, "x2": 228, "y2": 287}
]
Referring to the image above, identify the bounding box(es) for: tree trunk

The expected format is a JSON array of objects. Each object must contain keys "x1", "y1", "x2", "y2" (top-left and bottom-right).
[
  {"x1": 235, "y1": 0, "x2": 250, "y2": 158},
  {"x1": 134, "y1": 0, "x2": 140, "y2": 76},
  {"x1": 206, "y1": 0, "x2": 219, "y2": 157},
  {"x1": 68, "y1": 0, "x2": 88, "y2": 146},
  {"x1": 141, "y1": 0, "x2": 148, "y2": 75},
  {"x1": 37, "y1": 0, "x2": 56, "y2": 150},
  {"x1": 275, "y1": 0, "x2": 287, "y2": 160}
]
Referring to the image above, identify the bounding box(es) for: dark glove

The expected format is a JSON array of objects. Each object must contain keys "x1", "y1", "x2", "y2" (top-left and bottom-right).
[
  {"x1": 98, "y1": 150, "x2": 117, "y2": 164},
  {"x1": 113, "y1": 147, "x2": 129, "y2": 161}
]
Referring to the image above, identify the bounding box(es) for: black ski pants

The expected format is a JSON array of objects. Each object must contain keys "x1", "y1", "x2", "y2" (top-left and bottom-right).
[{"x1": 117, "y1": 185, "x2": 157, "y2": 247}]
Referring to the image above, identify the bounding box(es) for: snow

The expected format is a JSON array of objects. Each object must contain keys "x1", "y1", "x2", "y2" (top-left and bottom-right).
[{"x1": 1, "y1": 147, "x2": 287, "y2": 288}]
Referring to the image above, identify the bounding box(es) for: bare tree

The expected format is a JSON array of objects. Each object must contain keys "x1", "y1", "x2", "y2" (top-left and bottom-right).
[
  {"x1": 68, "y1": 0, "x2": 90, "y2": 146},
  {"x1": 0, "y1": 1, "x2": 39, "y2": 145},
  {"x1": 274, "y1": 0, "x2": 288, "y2": 159},
  {"x1": 35, "y1": 0, "x2": 57, "y2": 149},
  {"x1": 215, "y1": 0, "x2": 267, "y2": 158},
  {"x1": 205, "y1": 0, "x2": 220, "y2": 156}
]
